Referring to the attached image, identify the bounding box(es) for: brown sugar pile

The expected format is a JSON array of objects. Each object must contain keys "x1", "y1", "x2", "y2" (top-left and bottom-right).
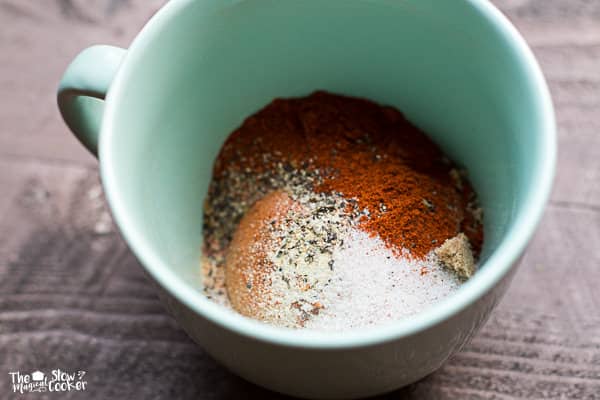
[
  {"x1": 225, "y1": 190, "x2": 301, "y2": 322},
  {"x1": 201, "y1": 91, "x2": 484, "y2": 326},
  {"x1": 226, "y1": 190, "x2": 338, "y2": 326}
]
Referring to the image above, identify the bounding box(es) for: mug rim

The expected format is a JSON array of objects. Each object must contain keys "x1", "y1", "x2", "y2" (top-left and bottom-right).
[{"x1": 100, "y1": 0, "x2": 556, "y2": 349}]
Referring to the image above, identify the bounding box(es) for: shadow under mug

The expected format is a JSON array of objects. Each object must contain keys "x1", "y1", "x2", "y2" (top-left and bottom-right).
[{"x1": 58, "y1": 0, "x2": 555, "y2": 398}]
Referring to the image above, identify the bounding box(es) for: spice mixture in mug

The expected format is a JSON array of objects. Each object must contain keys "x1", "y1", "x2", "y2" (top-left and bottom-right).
[{"x1": 201, "y1": 91, "x2": 483, "y2": 330}]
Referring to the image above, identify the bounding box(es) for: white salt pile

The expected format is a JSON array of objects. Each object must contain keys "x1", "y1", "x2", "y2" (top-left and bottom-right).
[{"x1": 304, "y1": 228, "x2": 462, "y2": 331}]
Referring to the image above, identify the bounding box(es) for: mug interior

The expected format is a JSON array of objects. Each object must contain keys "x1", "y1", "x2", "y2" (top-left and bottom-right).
[{"x1": 101, "y1": 0, "x2": 553, "y2": 343}]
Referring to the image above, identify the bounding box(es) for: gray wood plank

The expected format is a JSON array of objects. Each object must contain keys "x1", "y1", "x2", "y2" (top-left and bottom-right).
[
  {"x1": 0, "y1": 0, "x2": 164, "y2": 166},
  {"x1": 1, "y1": 0, "x2": 599, "y2": 399}
]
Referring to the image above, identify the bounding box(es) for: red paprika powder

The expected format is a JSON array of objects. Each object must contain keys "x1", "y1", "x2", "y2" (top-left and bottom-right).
[{"x1": 213, "y1": 91, "x2": 483, "y2": 259}]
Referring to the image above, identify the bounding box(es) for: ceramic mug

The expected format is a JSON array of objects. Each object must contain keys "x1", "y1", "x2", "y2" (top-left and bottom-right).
[{"x1": 57, "y1": 0, "x2": 555, "y2": 398}]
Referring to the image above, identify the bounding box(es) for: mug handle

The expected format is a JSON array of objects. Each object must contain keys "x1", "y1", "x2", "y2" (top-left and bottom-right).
[{"x1": 57, "y1": 45, "x2": 126, "y2": 157}]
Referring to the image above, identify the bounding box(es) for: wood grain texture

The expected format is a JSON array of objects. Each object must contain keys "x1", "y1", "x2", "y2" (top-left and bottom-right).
[{"x1": 0, "y1": 0, "x2": 599, "y2": 399}]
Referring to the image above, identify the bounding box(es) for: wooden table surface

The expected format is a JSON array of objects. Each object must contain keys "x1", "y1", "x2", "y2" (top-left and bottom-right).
[{"x1": 1, "y1": 1, "x2": 599, "y2": 399}]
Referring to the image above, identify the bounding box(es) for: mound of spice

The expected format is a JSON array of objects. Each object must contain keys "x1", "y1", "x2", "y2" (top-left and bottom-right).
[{"x1": 201, "y1": 91, "x2": 483, "y2": 329}]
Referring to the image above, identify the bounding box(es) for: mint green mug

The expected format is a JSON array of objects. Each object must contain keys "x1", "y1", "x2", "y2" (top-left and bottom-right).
[{"x1": 57, "y1": 0, "x2": 555, "y2": 398}]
